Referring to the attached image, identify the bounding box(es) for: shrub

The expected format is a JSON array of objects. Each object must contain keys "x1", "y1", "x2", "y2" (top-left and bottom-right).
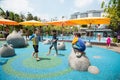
[
  {"x1": 112, "y1": 38, "x2": 118, "y2": 43},
  {"x1": 0, "y1": 34, "x2": 4, "y2": 38}
]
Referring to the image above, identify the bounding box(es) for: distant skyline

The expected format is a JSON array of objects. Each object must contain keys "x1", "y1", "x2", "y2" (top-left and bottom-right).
[{"x1": 0, "y1": 0, "x2": 109, "y2": 20}]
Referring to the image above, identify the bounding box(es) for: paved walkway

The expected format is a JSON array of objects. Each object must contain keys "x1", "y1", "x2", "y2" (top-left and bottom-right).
[{"x1": 93, "y1": 44, "x2": 120, "y2": 53}]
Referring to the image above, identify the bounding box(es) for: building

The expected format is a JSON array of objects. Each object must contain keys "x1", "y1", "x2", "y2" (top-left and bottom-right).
[
  {"x1": 70, "y1": 10, "x2": 112, "y2": 38},
  {"x1": 70, "y1": 10, "x2": 106, "y2": 19},
  {"x1": 70, "y1": 12, "x2": 80, "y2": 19}
]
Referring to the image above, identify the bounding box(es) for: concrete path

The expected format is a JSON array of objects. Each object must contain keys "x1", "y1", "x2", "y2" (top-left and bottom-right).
[{"x1": 93, "y1": 44, "x2": 120, "y2": 53}]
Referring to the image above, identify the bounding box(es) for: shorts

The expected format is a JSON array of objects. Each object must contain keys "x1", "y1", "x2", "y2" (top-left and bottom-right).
[
  {"x1": 72, "y1": 45, "x2": 85, "y2": 52},
  {"x1": 33, "y1": 45, "x2": 39, "y2": 52}
]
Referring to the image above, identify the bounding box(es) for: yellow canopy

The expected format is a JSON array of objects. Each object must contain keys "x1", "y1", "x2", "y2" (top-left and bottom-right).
[
  {"x1": 0, "y1": 18, "x2": 18, "y2": 25},
  {"x1": 46, "y1": 20, "x2": 76, "y2": 26},
  {"x1": 68, "y1": 17, "x2": 110, "y2": 25},
  {"x1": 19, "y1": 20, "x2": 44, "y2": 26}
]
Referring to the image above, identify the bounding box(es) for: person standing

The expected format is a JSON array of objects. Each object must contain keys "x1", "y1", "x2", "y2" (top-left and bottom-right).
[
  {"x1": 97, "y1": 33, "x2": 101, "y2": 42},
  {"x1": 106, "y1": 35, "x2": 111, "y2": 48},
  {"x1": 18, "y1": 28, "x2": 24, "y2": 36}
]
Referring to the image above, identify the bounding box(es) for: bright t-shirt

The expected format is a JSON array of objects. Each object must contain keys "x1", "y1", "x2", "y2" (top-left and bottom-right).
[
  {"x1": 30, "y1": 34, "x2": 39, "y2": 45},
  {"x1": 106, "y1": 37, "x2": 111, "y2": 43},
  {"x1": 72, "y1": 37, "x2": 86, "y2": 51},
  {"x1": 72, "y1": 37, "x2": 78, "y2": 45}
]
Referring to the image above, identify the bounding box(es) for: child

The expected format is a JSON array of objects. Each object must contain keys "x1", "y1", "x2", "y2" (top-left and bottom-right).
[
  {"x1": 72, "y1": 33, "x2": 86, "y2": 57},
  {"x1": 29, "y1": 29, "x2": 40, "y2": 61},
  {"x1": 47, "y1": 30, "x2": 58, "y2": 56},
  {"x1": 106, "y1": 35, "x2": 111, "y2": 48}
]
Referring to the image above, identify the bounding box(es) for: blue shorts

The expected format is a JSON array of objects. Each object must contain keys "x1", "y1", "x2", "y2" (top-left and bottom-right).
[{"x1": 72, "y1": 45, "x2": 85, "y2": 52}]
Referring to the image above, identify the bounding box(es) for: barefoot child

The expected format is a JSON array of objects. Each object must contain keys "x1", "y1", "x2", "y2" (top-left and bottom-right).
[
  {"x1": 106, "y1": 35, "x2": 111, "y2": 48},
  {"x1": 47, "y1": 30, "x2": 58, "y2": 56},
  {"x1": 29, "y1": 29, "x2": 40, "y2": 61},
  {"x1": 72, "y1": 33, "x2": 86, "y2": 57}
]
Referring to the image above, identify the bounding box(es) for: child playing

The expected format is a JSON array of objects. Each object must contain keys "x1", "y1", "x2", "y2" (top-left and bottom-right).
[
  {"x1": 47, "y1": 30, "x2": 58, "y2": 56},
  {"x1": 29, "y1": 29, "x2": 40, "y2": 61},
  {"x1": 72, "y1": 33, "x2": 86, "y2": 57},
  {"x1": 106, "y1": 35, "x2": 111, "y2": 48}
]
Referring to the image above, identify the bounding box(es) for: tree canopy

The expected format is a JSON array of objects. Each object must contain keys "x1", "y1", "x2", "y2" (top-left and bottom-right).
[{"x1": 102, "y1": 0, "x2": 120, "y2": 31}]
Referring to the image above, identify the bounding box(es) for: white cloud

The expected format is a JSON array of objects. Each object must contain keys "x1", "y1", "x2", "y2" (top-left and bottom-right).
[
  {"x1": 0, "y1": 0, "x2": 33, "y2": 14},
  {"x1": 59, "y1": 0, "x2": 64, "y2": 4},
  {"x1": 74, "y1": 0, "x2": 93, "y2": 8},
  {"x1": 70, "y1": 8, "x2": 79, "y2": 12}
]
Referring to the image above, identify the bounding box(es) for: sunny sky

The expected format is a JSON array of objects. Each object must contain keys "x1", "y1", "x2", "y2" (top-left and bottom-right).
[{"x1": 0, "y1": 0, "x2": 109, "y2": 20}]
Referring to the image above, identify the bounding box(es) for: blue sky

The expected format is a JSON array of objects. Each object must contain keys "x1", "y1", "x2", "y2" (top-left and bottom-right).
[{"x1": 0, "y1": 0, "x2": 109, "y2": 20}]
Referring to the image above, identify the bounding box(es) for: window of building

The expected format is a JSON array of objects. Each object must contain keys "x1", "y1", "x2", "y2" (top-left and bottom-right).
[
  {"x1": 80, "y1": 13, "x2": 88, "y2": 18},
  {"x1": 93, "y1": 12, "x2": 101, "y2": 17}
]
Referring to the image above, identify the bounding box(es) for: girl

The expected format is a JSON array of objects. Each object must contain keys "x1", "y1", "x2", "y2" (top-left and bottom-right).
[{"x1": 106, "y1": 35, "x2": 111, "y2": 48}]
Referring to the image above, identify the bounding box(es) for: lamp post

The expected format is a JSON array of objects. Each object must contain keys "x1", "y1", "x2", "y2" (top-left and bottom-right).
[{"x1": 61, "y1": 16, "x2": 65, "y2": 40}]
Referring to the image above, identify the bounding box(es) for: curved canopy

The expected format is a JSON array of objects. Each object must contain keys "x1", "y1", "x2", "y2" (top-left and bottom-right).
[
  {"x1": 68, "y1": 17, "x2": 110, "y2": 25},
  {"x1": 46, "y1": 20, "x2": 76, "y2": 26},
  {"x1": 19, "y1": 20, "x2": 44, "y2": 26},
  {"x1": 45, "y1": 17, "x2": 110, "y2": 26},
  {"x1": 0, "y1": 18, "x2": 18, "y2": 25}
]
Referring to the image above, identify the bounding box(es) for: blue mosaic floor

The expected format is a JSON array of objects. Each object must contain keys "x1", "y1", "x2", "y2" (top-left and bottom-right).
[{"x1": 0, "y1": 41, "x2": 120, "y2": 80}]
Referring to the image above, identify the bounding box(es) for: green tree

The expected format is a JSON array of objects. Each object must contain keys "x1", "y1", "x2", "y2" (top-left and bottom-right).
[
  {"x1": 33, "y1": 16, "x2": 39, "y2": 21},
  {"x1": 26, "y1": 12, "x2": 33, "y2": 21},
  {"x1": 20, "y1": 13, "x2": 26, "y2": 21},
  {"x1": 0, "y1": 7, "x2": 6, "y2": 18},
  {"x1": 8, "y1": 11, "x2": 23, "y2": 22},
  {"x1": 72, "y1": 26, "x2": 78, "y2": 32},
  {"x1": 14, "y1": 13, "x2": 21, "y2": 22},
  {"x1": 102, "y1": 0, "x2": 120, "y2": 31},
  {"x1": 8, "y1": 11, "x2": 14, "y2": 20}
]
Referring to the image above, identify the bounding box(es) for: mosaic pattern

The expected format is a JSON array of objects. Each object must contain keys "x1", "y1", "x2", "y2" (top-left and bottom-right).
[
  {"x1": 1, "y1": 41, "x2": 120, "y2": 80},
  {"x1": 2, "y1": 54, "x2": 72, "y2": 79}
]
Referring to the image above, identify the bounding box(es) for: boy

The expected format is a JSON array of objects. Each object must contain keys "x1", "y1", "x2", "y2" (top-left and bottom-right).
[
  {"x1": 47, "y1": 30, "x2": 58, "y2": 56},
  {"x1": 72, "y1": 33, "x2": 86, "y2": 57},
  {"x1": 29, "y1": 29, "x2": 40, "y2": 61}
]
